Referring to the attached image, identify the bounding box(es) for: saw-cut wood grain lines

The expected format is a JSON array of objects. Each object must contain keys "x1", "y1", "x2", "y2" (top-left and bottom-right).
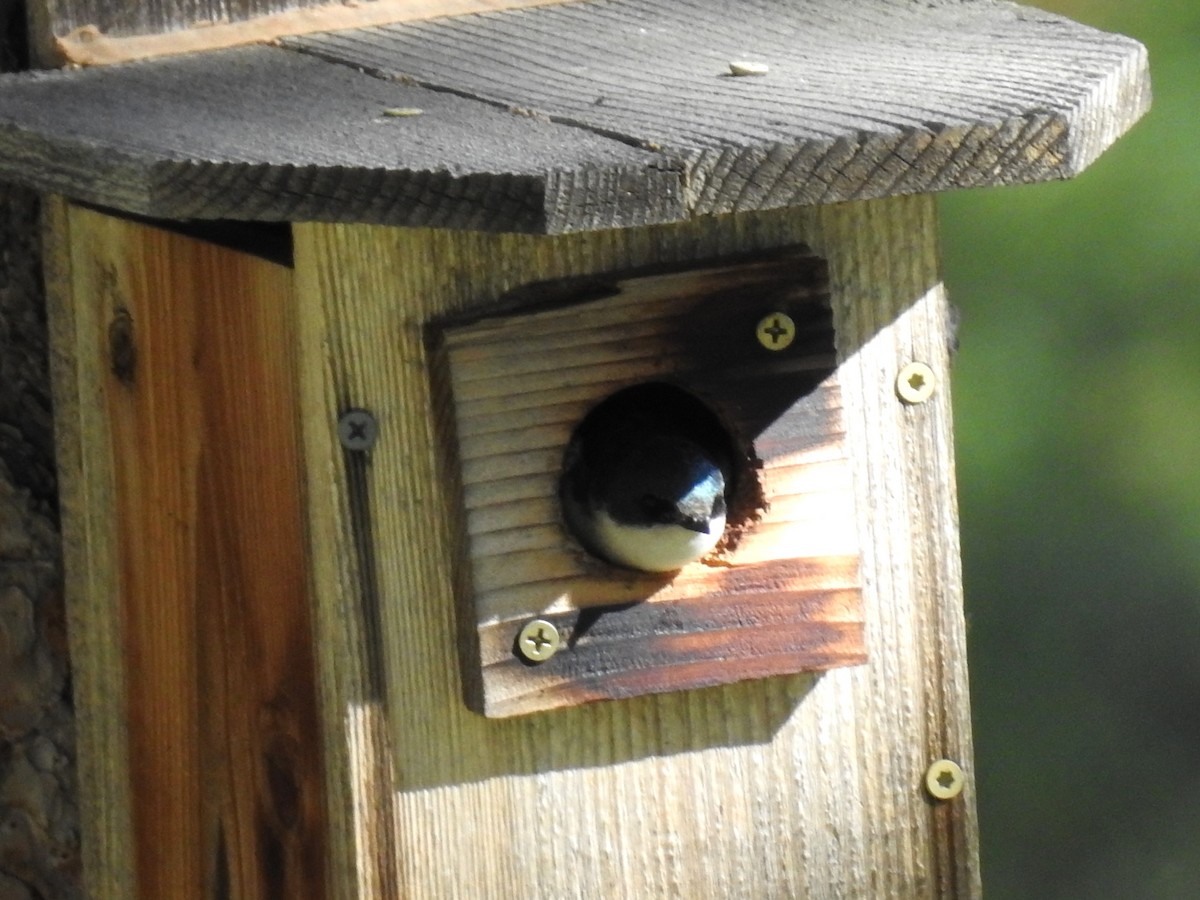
[
  {"x1": 34, "y1": 0, "x2": 585, "y2": 66},
  {"x1": 2, "y1": 0, "x2": 1150, "y2": 232},
  {"x1": 291, "y1": 195, "x2": 980, "y2": 898},
  {"x1": 439, "y1": 249, "x2": 865, "y2": 716},
  {"x1": 46, "y1": 203, "x2": 325, "y2": 900}
]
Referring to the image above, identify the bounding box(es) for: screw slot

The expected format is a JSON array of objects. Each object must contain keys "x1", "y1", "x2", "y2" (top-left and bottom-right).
[
  {"x1": 925, "y1": 759, "x2": 965, "y2": 800},
  {"x1": 516, "y1": 619, "x2": 561, "y2": 663},
  {"x1": 896, "y1": 362, "x2": 937, "y2": 404},
  {"x1": 755, "y1": 312, "x2": 796, "y2": 351}
]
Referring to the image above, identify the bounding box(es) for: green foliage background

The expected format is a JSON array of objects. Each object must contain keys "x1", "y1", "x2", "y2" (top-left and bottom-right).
[{"x1": 943, "y1": 1, "x2": 1200, "y2": 895}]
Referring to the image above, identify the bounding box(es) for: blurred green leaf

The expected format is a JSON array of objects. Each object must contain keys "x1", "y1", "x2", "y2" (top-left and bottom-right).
[{"x1": 942, "y1": 1, "x2": 1200, "y2": 896}]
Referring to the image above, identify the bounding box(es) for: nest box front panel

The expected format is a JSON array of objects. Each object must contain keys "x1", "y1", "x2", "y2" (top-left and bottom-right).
[{"x1": 441, "y1": 249, "x2": 865, "y2": 717}]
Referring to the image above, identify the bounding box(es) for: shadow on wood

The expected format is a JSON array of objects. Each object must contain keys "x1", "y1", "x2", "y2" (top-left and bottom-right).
[{"x1": 429, "y1": 249, "x2": 866, "y2": 717}]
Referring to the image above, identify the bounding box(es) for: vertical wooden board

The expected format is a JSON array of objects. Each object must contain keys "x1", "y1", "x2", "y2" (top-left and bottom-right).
[
  {"x1": 44, "y1": 197, "x2": 137, "y2": 900},
  {"x1": 50, "y1": 205, "x2": 327, "y2": 899},
  {"x1": 822, "y1": 198, "x2": 978, "y2": 897},
  {"x1": 294, "y1": 195, "x2": 978, "y2": 898}
]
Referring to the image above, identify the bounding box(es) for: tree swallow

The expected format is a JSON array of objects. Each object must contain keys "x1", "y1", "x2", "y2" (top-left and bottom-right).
[{"x1": 560, "y1": 384, "x2": 731, "y2": 573}]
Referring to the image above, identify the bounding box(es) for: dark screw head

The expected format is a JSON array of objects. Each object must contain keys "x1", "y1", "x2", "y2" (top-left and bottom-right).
[{"x1": 337, "y1": 409, "x2": 379, "y2": 452}]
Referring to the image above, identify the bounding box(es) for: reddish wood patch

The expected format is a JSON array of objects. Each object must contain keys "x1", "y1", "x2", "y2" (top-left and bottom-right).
[
  {"x1": 439, "y1": 248, "x2": 865, "y2": 717},
  {"x1": 79, "y1": 210, "x2": 327, "y2": 898}
]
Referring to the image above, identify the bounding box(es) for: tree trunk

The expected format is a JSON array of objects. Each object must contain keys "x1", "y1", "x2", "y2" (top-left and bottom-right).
[{"x1": 0, "y1": 4, "x2": 82, "y2": 896}]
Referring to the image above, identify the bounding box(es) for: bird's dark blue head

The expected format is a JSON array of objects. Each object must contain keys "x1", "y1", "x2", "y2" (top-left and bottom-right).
[
  {"x1": 560, "y1": 383, "x2": 735, "y2": 572},
  {"x1": 602, "y1": 434, "x2": 726, "y2": 532}
]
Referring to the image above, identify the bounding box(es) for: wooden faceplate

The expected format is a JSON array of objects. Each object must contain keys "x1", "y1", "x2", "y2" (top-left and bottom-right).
[{"x1": 439, "y1": 249, "x2": 865, "y2": 717}]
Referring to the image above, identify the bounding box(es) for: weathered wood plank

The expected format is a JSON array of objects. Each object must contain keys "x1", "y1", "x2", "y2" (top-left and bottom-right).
[
  {"x1": 29, "y1": 0, "x2": 583, "y2": 66},
  {"x1": 43, "y1": 196, "x2": 136, "y2": 900},
  {"x1": 49, "y1": 205, "x2": 326, "y2": 899},
  {"x1": 293, "y1": 194, "x2": 978, "y2": 896},
  {"x1": 0, "y1": 0, "x2": 1149, "y2": 233},
  {"x1": 0, "y1": 44, "x2": 678, "y2": 232},
  {"x1": 288, "y1": 0, "x2": 1145, "y2": 206},
  {"x1": 436, "y1": 251, "x2": 865, "y2": 716},
  {"x1": 30, "y1": 0, "x2": 319, "y2": 49}
]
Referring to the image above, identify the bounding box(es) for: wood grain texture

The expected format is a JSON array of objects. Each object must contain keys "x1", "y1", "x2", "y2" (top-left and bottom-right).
[
  {"x1": 0, "y1": 44, "x2": 678, "y2": 232},
  {"x1": 42, "y1": 196, "x2": 127, "y2": 900},
  {"x1": 34, "y1": 0, "x2": 584, "y2": 66},
  {"x1": 29, "y1": 0, "x2": 320, "y2": 47},
  {"x1": 1, "y1": 0, "x2": 1149, "y2": 233},
  {"x1": 47, "y1": 205, "x2": 327, "y2": 899},
  {"x1": 293, "y1": 193, "x2": 979, "y2": 896},
  {"x1": 439, "y1": 251, "x2": 866, "y2": 716}
]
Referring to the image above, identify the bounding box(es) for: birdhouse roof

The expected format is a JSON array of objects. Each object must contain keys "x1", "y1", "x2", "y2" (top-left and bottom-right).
[{"x1": 0, "y1": 0, "x2": 1149, "y2": 233}]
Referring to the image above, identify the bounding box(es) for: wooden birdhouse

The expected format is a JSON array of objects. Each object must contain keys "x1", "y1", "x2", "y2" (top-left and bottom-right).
[{"x1": 0, "y1": 0, "x2": 1148, "y2": 896}]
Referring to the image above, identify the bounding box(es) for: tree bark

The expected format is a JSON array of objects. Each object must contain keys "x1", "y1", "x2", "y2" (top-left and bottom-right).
[{"x1": 0, "y1": 5, "x2": 82, "y2": 896}]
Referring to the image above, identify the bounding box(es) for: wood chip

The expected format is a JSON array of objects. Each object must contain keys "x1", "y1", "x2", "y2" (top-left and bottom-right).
[{"x1": 381, "y1": 107, "x2": 423, "y2": 117}]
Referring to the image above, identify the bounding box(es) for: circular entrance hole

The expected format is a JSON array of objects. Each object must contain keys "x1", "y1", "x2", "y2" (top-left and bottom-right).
[{"x1": 559, "y1": 383, "x2": 745, "y2": 572}]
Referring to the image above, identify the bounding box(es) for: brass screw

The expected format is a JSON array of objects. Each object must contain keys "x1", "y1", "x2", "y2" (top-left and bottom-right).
[
  {"x1": 517, "y1": 619, "x2": 561, "y2": 663},
  {"x1": 925, "y1": 759, "x2": 965, "y2": 800},
  {"x1": 896, "y1": 362, "x2": 937, "y2": 404},
  {"x1": 756, "y1": 312, "x2": 796, "y2": 351}
]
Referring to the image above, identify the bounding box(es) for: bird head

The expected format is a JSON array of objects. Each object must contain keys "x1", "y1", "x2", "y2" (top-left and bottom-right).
[{"x1": 560, "y1": 382, "x2": 737, "y2": 573}]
